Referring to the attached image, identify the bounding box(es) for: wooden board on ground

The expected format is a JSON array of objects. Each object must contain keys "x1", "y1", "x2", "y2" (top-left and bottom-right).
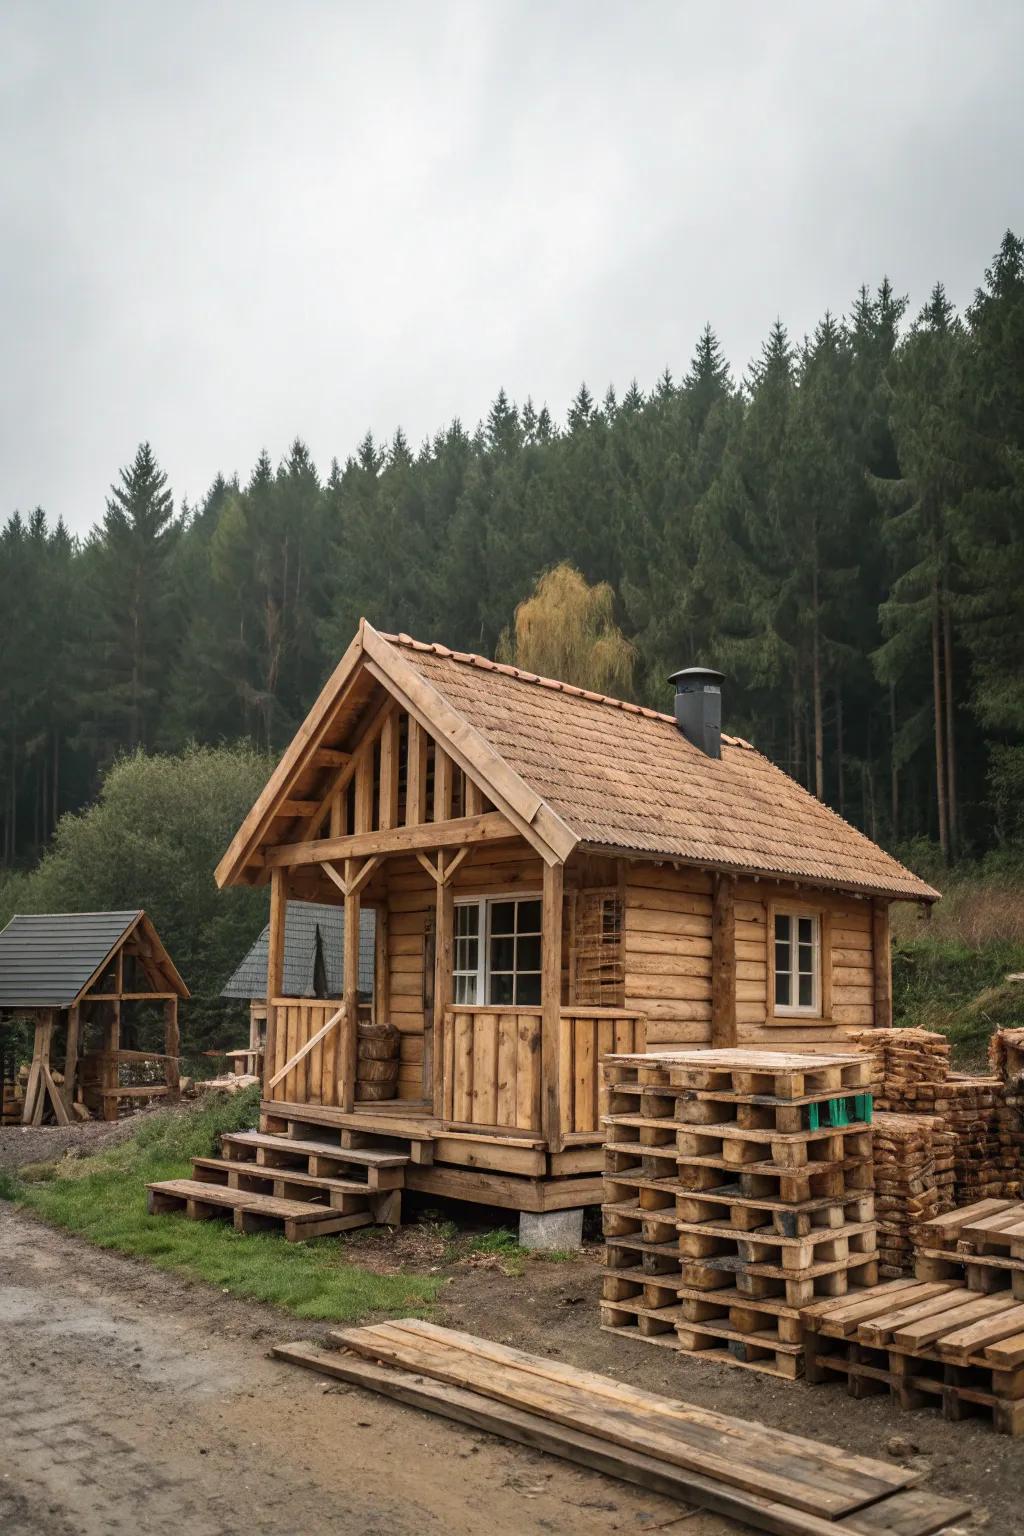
[{"x1": 272, "y1": 1320, "x2": 969, "y2": 1536}]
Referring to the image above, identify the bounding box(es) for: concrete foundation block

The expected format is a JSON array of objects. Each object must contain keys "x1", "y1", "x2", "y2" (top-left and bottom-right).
[{"x1": 518, "y1": 1207, "x2": 585, "y2": 1251}]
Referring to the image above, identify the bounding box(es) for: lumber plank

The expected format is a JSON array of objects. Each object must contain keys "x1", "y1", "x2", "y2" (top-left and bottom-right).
[
  {"x1": 333, "y1": 1320, "x2": 911, "y2": 1516},
  {"x1": 271, "y1": 1343, "x2": 890, "y2": 1536}
]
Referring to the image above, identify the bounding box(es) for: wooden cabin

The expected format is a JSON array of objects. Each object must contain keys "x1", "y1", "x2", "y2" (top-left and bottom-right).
[
  {"x1": 0, "y1": 910, "x2": 188, "y2": 1124},
  {"x1": 213, "y1": 620, "x2": 938, "y2": 1218}
]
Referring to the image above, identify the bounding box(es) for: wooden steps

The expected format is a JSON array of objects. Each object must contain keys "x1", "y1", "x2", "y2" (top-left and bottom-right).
[
  {"x1": 146, "y1": 1178, "x2": 377, "y2": 1241},
  {"x1": 148, "y1": 1116, "x2": 412, "y2": 1242},
  {"x1": 220, "y1": 1130, "x2": 407, "y2": 1189},
  {"x1": 803, "y1": 1277, "x2": 1024, "y2": 1435},
  {"x1": 272, "y1": 1319, "x2": 970, "y2": 1536}
]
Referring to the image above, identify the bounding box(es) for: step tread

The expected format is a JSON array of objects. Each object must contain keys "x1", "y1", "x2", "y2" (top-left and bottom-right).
[
  {"x1": 191, "y1": 1157, "x2": 370, "y2": 1195},
  {"x1": 148, "y1": 1177, "x2": 339, "y2": 1221},
  {"x1": 222, "y1": 1130, "x2": 409, "y2": 1167}
]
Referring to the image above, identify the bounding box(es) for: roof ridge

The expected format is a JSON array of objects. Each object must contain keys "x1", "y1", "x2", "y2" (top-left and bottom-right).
[{"x1": 380, "y1": 631, "x2": 753, "y2": 748}]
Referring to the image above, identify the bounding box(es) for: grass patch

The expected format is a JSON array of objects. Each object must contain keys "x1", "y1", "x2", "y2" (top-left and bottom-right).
[{"x1": 7, "y1": 1087, "x2": 439, "y2": 1323}]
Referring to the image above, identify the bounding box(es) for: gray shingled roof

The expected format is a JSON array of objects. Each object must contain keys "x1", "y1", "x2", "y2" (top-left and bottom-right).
[
  {"x1": 222, "y1": 901, "x2": 376, "y2": 1001},
  {"x1": 0, "y1": 911, "x2": 142, "y2": 1009}
]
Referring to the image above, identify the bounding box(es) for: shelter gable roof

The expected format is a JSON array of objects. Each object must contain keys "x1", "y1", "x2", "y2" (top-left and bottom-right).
[
  {"x1": 221, "y1": 901, "x2": 375, "y2": 1000},
  {"x1": 0, "y1": 911, "x2": 189, "y2": 1009}
]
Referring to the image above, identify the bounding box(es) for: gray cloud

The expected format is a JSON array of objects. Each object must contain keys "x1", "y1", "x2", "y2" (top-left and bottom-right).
[{"x1": 2, "y1": 0, "x2": 1022, "y2": 532}]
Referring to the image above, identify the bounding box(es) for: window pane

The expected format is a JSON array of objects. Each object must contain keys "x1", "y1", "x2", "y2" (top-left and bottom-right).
[
  {"x1": 456, "y1": 905, "x2": 479, "y2": 938},
  {"x1": 490, "y1": 971, "x2": 514, "y2": 1005},
  {"x1": 798, "y1": 917, "x2": 813, "y2": 946},
  {"x1": 774, "y1": 913, "x2": 791, "y2": 943},
  {"x1": 798, "y1": 972, "x2": 813, "y2": 1008},
  {"x1": 775, "y1": 941, "x2": 790, "y2": 975},
  {"x1": 490, "y1": 901, "x2": 516, "y2": 935},
  {"x1": 517, "y1": 972, "x2": 541, "y2": 1006},
  {"x1": 454, "y1": 972, "x2": 477, "y2": 1004},
  {"x1": 490, "y1": 935, "x2": 515, "y2": 972},
  {"x1": 775, "y1": 972, "x2": 790, "y2": 1007},
  {"x1": 798, "y1": 944, "x2": 814, "y2": 975},
  {"x1": 517, "y1": 935, "x2": 541, "y2": 972},
  {"x1": 517, "y1": 900, "x2": 542, "y2": 933}
]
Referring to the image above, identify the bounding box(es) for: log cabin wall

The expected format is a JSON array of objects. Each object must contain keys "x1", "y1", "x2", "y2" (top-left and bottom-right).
[{"x1": 620, "y1": 861, "x2": 883, "y2": 1052}]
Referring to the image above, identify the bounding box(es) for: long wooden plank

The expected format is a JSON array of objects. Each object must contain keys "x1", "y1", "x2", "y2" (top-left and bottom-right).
[
  {"x1": 334, "y1": 1321, "x2": 911, "y2": 1516},
  {"x1": 936, "y1": 1301, "x2": 1024, "y2": 1363},
  {"x1": 272, "y1": 1345, "x2": 966, "y2": 1536},
  {"x1": 858, "y1": 1289, "x2": 977, "y2": 1347},
  {"x1": 890, "y1": 1292, "x2": 1018, "y2": 1351}
]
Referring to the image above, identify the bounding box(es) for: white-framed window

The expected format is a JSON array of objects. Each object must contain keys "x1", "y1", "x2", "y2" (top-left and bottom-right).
[
  {"x1": 453, "y1": 894, "x2": 543, "y2": 1006},
  {"x1": 774, "y1": 911, "x2": 820, "y2": 1014}
]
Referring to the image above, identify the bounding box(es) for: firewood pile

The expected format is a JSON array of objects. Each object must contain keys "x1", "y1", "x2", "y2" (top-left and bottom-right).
[
  {"x1": 872, "y1": 1111, "x2": 956, "y2": 1278},
  {"x1": 846, "y1": 1027, "x2": 950, "y2": 1111}
]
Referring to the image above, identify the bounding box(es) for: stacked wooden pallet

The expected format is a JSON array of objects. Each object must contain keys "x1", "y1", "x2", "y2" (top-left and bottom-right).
[
  {"x1": 990, "y1": 1025, "x2": 1024, "y2": 1085},
  {"x1": 803, "y1": 1273, "x2": 1024, "y2": 1436},
  {"x1": 600, "y1": 1049, "x2": 877, "y2": 1379},
  {"x1": 915, "y1": 1196, "x2": 1024, "y2": 1300},
  {"x1": 873, "y1": 1112, "x2": 955, "y2": 1278},
  {"x1": 274, "y1": 1318, "x2": 970, "y2": 1536}
]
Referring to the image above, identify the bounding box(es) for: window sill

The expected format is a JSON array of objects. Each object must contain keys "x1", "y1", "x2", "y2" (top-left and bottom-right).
[{"x1": 762, "y1": 1013, "x2": 832, "y2": 1028}]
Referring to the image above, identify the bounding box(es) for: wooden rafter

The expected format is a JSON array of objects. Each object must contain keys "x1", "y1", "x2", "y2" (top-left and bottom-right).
[{"x1": 302, "y1": 693, "x2": 398, "y2": 842}]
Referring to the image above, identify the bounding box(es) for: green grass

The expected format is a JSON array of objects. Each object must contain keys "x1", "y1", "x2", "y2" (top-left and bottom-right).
[
  {"x1": 3, "y1": 1088, "x2": 440, "y2": 1322},
  {"x1": 894, "y1": 935, "x2": 1024, "y2": 1068}
]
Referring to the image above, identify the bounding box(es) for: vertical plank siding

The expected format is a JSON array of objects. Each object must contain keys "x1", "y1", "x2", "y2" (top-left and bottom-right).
[{"x1": 444, "y1": 1009, "x2": 542, "y2": 1130}]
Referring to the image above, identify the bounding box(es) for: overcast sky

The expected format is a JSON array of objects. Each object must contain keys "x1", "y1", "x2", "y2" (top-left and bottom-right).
[{"x1": 2, "y1": 2, "x2": 1022, "y2": 534}]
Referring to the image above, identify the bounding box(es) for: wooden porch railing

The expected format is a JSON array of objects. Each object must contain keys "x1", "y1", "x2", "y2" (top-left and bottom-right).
[
  {"x1": 441, "y1": 1004, "x2": 646, "y2": 1140},
  {"x1": 267, "y1": 998, "x2": 345, "y2": 1105}
]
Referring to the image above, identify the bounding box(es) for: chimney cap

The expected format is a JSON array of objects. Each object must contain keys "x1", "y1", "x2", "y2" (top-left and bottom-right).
[{"x1": 668, "y1": 666, "x2": 725, "y2": 690}]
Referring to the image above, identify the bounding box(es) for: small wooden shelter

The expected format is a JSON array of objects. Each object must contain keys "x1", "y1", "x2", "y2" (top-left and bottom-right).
[
  {"x1": 0, "y1": 910, "x2": 188, "y2": 1124},
  {"x1": 221, "y1": 900, "x2": 376, "y2": 1078},
  {"x1": 201, "y1": 619, "x2": 938, "y2": 1216}
]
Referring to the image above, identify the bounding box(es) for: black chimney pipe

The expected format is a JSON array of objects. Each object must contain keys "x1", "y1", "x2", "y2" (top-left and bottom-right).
[{"x1": 668, "y1": 667, "x2": 725, "y2": 759}]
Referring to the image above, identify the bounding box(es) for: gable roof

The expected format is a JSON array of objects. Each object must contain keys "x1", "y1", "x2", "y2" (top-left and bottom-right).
[
  {"x1": 217, "y1": 620, "x2": 939, "y2": 903},
  {"x1": 222, "y1": 901, "x2": 376, "y2": 1000},
  {"x1": 0, "y1": 911, "x2": 189, "y2": 1009}
]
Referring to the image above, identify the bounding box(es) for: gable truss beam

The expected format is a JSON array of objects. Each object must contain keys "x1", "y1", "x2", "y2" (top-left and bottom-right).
[
  {"x1": 301, "y1": 694, "x2": 398, "y2": 842},
  {"x1": 264, "y1": 811, "x2": 517, "y2": 870},
  {"x1": 416, "y1": 846, "x2": 471, "y2": 887},
  {"x1": 321, "y1": 855, "x2": 382, "y2": 900}
]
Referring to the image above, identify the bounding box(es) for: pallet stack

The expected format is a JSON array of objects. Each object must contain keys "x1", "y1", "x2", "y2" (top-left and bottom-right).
[
  {"x1": 990, "y1": 1026, "x2": 1024, "y2": 1086},
  {"x1": 801, "y1": 1194, "x2": 1024, "y2": 1437},
  {"x1": 600, "y1": 1049, "x2": 877, "y2": 1380},
  {"x1": 873, "y1": 1112, "x2": 955, "y2": 1278}
]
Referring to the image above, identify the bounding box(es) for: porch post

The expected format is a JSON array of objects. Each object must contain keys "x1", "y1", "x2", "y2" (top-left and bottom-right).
[
  {"x1": 164, "y1": 997, "x2": 180, "y2": 1099},
  {"x1": 265, "y1": 867, "x2": 287, "y2": 1097},
  {"x1": 341, "y1": 872, "x2": 361, "y2": 1112},
  {"x1": 63, "y1": 1004, "x2": 81, "y2": 1112},
  {"x1": 541, "y1": 860, "x2": 564, "y2": 1151},
  {"x1": 432, "y1": 854, "x2": 454, "y2": 1116}
]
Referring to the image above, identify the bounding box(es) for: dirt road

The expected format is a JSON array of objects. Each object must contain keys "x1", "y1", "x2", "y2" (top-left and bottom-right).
[{"x1": 0, "y1": 1205, "x2": 728, "y2": 1536}]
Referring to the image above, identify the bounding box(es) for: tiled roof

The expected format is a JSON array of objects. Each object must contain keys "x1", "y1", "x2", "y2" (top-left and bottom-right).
[
  {"x1": 383, "y1": 634, "x2": 938, "y2": 902},
  {"x1": 0, "y1": 911, "x2": 142, "y2": 1008},
  {"x1": 222, "y1": 901, "x2": 376, "y2": 1000}
]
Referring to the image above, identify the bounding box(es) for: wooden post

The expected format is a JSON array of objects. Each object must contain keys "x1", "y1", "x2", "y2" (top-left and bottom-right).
[
  {"x1": 21, "y1": 1013, "x2": 44, "y2": 1125},
  {"x1": 266, "y1": 866, "x2": 287, "y2": 1097},
  {"x1": 541, "y1": 860, "x2": 564, "y2": 1151},
  {"x1": 711, "y1": 873, "x2": 737, "y2": 1048},
  {"x1": 341, "y1": 869, "x2": 361, "y2": 1112},
  {"x1": 63, "y1": 1004, "x2": 81, "y2": 1111},
  {"x1": 872, "y1": 899, "x2": 893, "y2": 1028},
  {"x1": 432, "y1": 853, "x2": 454, "y2": 1116},
  {"x1": 164, "y1": 997, "x2": 180, "y2": 1099}
]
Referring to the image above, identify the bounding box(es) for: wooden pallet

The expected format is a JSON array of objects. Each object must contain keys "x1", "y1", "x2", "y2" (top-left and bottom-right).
[
  {"x1": 146, "y1": 1178, "x2": 376, "y2": 1241},
  {"x1": 674, "y1": 1152, "x2": 873, "y2": 1206},
  {"x1": 604, "y1": 1049, "x2": 872, "y2": 1100},
  {"x1": 261, "y1": 1103, "x2": 436, "y2": 1164},
  {"x1": 680, "y1": 1249, "x2": 879, "y2": 1308},
  {"x1": 677, "y1": 1190, "x2": 874, "y2": 1238},
  {"x1": 803, "y1": 1278, "x2": 1024, "y2": 1435},
  {"x1": 677, "y1": 1217, "x2": 875, "y2": 1272},
  {"x1": 219, "y1": 1129, "x2": 407, "y2": 1189},
  {"x1": 915, "y1": 1247, "x2": 1024, "y2": 1299},
  {"x1": 273, "y1": 1318, "x2": 969, "y2": 1536}
]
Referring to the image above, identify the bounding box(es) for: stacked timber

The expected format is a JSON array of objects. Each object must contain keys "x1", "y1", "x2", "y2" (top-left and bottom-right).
[
  {"x1": 872, "y1": 1112, "x2": 955, "y2": 1278},
  {"x1": 600, "y1": 1048, "x2": 877, "y2": 1379},
  {"x1": 990, "y1": 1026, "x2": 1024, "y2": 1086},
  {"x1": 943, "y1": 1075, "x2": 1022, "y2": 1203},
  {"x1": 845, "y1": 1027, "x2": 950, "y2": 1112}
]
